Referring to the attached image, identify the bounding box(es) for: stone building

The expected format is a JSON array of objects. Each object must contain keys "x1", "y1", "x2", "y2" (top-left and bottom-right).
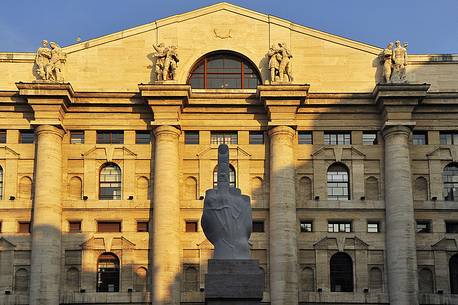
[{"x1": 0, "y1": 2, "x2": 458, "y2": 305}]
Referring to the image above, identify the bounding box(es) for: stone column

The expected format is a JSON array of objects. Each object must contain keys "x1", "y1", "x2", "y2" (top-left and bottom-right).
[
  {"x1": 152, "y1": 125, "x2": 181, "y2": 305},
  {"x1": 268, "y1": 126, "x2": 298, "y2": 305},
  {"x1": 382, "y1": 124, "x2": 418, "y2": 305},
  {"x1": 29, "y1": 124, "x2": 64, "y2": 305}
]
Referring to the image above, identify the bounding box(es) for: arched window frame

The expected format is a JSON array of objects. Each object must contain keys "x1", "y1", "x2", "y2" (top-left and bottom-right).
[
  {"x1": 97, "y1": 252, "x2": 120, "y2": 292},
  {"x1": 327, "y1": 163, "x2": 350, "y2": 200},
  {"x1": 330, "y1": 252, "x2": 354, "y2": 292},
  {"x1": 188, "y1": 51, "x2": 261, "y2": 89},
  {"x1": 213, "y1": 164, "x2": 236, "y2": 188},
  {"x1": 443, "y1": 163, "x2": 458, "y2": 201},
  {"x1": 99, "y1": 163, "x2": 122, "y2": 200}
]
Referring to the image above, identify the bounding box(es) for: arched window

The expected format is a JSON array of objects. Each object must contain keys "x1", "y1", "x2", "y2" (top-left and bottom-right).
[
  {"x1": 418, "y1": 267, "x2": 434, "y2": 293},
  {"x1": 297, "y1": 176, "x2": 312, "y2": 207},
  {"x1": 450, "y1": 254, "x2": 458, "y2": 294},
  {"x1": 213, "y1": 164, "x2": 236, "y2": 188},
  {"x1": 14, "y1": 268, "x2": 29, "y2": 293},
  {"x1": 69, "y1": 176, "x2": 82, "y2": 200},
  {"x1": 414, "y1": 176, "x2": 428, "y2": 201},
  {"x1": 67, "y1": 267, "x2": 80, "y2": 292},
  {"x1": 301, "y1": 267, "x2": 315, "y2": 292},
  {"x1": 327, "y1": 163, "x2": 350, "y2": 200},
  {"x1": 183, "y1": 266, "x2": 199, "y2": 292},
  {"x1": 0, "y1": 166, "x2": 3, "y2": 200},
  {"x1": 97, "y1": 252, "x2": 120, "y2": 292},
  {"x1": 184, "y1": 176, "x2": 198, "y2": 200},
  {"x1": 19, "y1": 176, "x2": 33, "y2": 200},
  {"x1": 330, "y1": 252, "x2": 353, "y2": 292},
  {"x1": 365, "y1": 176, "x2": 379, "y2": 200},
  {"x1": 443, "y1": 163, "x2": 458, "y2": 201},
  {"x1": 188, "y1": 52, "x2": 261, "y2": 89},
  {"x1": 134, "y1": 267, "x2": 148, "y2": 292},
  {"x1": 369, "y1": 267, "x2": 383, "y2": 291},
  {"x1": 99, "y1": 163, "x2": 121, "y2": 200}
]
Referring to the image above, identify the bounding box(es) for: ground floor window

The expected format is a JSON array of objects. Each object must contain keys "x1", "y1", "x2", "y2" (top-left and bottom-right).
[{"x1": 97, "y1": 252, "x2": 120, "y2": 292}]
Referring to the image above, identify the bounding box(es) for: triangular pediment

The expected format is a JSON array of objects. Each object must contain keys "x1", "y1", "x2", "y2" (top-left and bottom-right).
[
  {"x1": 432, "y1": 237, "x2": 458, "y2": 251},
  {"x1": 0, "y1": 237, "x2": 16, "y2": 250},
  {"x1": 313, "y1": 236, "x2": 369, "y2": 250},
  {"x1": 427, "y1": 146, "x2": 458, "y2": 162},
  {"x1": 312, "y1": 146, "x2": 366, "y2": 161},
  {"x1": 197, "y1": 146, "x2": 251, "y2": 160},
  {"x1": 0, "y1": 146, "x2": 20, "y2": 159},
  {"x1": 82, "y1": 146, "x2": 137, "y2": 161}
]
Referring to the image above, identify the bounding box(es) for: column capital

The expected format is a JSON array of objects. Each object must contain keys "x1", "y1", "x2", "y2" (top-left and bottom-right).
[
  {"x1": 35, "y1": 124, "x2": 65, "y2": 138},
  {"x1": 268, "y1": 125, "x2": 295, "y2": 138},
  {"x1": 382, "y1": 121, "x2": 415, "y2": 139},
  {"x1": 138, "y1": 83, "x2": 191, "y2": 127},
  {"x1": 153, "y1": 125, "x2": 181, "y2": 138},
  {"x1": 16, "y1": 82, "x2": 74, "y2": 129},
  {"x1": 258, "y1": 84, "x2": 309, "y2": 127}
]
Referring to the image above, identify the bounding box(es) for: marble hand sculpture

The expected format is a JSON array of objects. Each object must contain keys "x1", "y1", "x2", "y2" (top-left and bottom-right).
[{"x1": 201, "y1": 144, "x2": 252, "y2": 259}]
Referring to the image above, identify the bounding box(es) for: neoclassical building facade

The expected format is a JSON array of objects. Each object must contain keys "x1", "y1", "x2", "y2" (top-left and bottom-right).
[{"x1": 0, "y1": 3, "x2": 458, "y2": 305}]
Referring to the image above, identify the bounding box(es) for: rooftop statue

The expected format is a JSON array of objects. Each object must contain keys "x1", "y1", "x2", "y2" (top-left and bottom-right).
[
  {"x1": 34, "y1": 40, "x2": 66, "y2": 82},
  {"x1": 201, "y1": 144, "x2": 252, "y2": 259},
  {"x1": 381, "y1": 40, "x2": 408, "y2": 84},
  {"x1": 267, "y1": 42, "x2": 293, "y2": 83},
  {"x1": 152, "y1": 43, "x2": 179, "y2": 81}
]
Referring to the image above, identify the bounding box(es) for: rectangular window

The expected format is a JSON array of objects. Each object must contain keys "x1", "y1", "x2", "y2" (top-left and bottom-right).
[
  {"x1": 70, "y1": 131, "x2": 85, "y2": 144},
  {"x1": 0, "y1": 222, "x2": 2, "y2": 233},
  {"x1": 19, "y1": 130, "x2": 35, "y2": 144},
  {"x1": 363, "y1": 132, "x2": 378, "y2": 145},
  {"x1": 300, "y1": 221, "x2": 313, "y2": 232},
  {"x1": 137, "y1": 221, "x2": 149, "y2": 232},
  {"x1": 446, "y1": 222, "x2": 458, "y2": 233},
  {"x1": 416, "y1": 221, "x2": 431, "y2": 233},
  {"x1": 97, "y1": 221, "x2": 121, "y2": 232},
  {"x1": 328, "y1": 221, "x2": 352, "y2": 233},
  {"x1": 69, "y1": 221, "x2": 82, "y2": 233},
  {"x1": 210, "y1": 131, "x2": 238, "y2": 145},
  {"x1": 324, "y1": 132, "x2": 351, "y2": 145},
  {"x1": 96, "y1": 131, "x2": 124, "y2": 144},
  {"x1": 0, "y1": 130, "x2": 6, "y2": 143},
  {"x1": 298, "y1": 131, "x2": 313, "y2": 144},
  {"x1": 135, "y1": 131, "x2": 151, "y2": 144},
  {"x1": 413, "y1": 132, "x2": 428, "y2": 145},
  {"x1": 367, "y1": 222, "x2": 380, "y2": 233},
  {"x1": 252, "y1": 221, "x2": 265, "y2": 233},
  {"x1": 249, "y1": 131, "x2": 264, "y2": 144},
  {"x1": 440, "y1": 132, "x2": 458, "y2": 145},
  {"x1": 185, "y1": 221, "x2": 198, "y2": 232},
  {"x1": 18, "y1": 221, "x2": 31, "y2": 233},
  {"x1": 184, "y1": 131, "x2": 200, "y2": 144}
]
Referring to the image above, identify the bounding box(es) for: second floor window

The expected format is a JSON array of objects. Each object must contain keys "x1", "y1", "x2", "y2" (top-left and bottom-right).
[
  {"x1": 413, "y1": 132, "x2": 427, "y2": 145},
  {"x1": 362, "y1": 132, "x2": 377, "y2": 145},
  {"x1": 70, "y1": 131, "x2": 84, "y2": 144},
  {"x1": 327, "y1": 163, "x2": 350, "y2": 200},
  {"x1": 328, "y1": 221, "x2": 352, "y2": 233},
  {"x1": 440, "y1": 132, "x2": 458, "y2": 145},
  {"x1": 135, "y1": 131, "x2": 151, "y2": 144},
  {"x1": 298, "y1": 131, "x2": 313, "y2": 144},
  {"x1": 249, "y1": 131, "x2": 264, "y2": 144},
  {"x1": 324, "y1": 132, "x2": 351, "y2": 145},
  {"x1": 99, "y1": 163, "x2": 122, "y2": 200},
  {"x1": 211, "y1": 131, "x2": 237, "y2": 145},
  {"x1": 20, "y1": 130, "x2": 35, "y2": 144},
  {"x1": 444, "y1": 163, "x2": 458, "y2": 201},
  {"x1": 0, "y1": 130, "x2": 6, "y2": 143},
  {"x1": 185, "y1": 131, "x2": 200, "y2": 144},
  {"x1": 97, "y1": 131, "x2": 124, "y2": 144}
]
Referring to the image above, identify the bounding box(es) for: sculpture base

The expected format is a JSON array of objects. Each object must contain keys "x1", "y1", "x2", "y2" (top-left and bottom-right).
[{"x1": 205, "y1": 259, "x2": 264, "y2": 305}]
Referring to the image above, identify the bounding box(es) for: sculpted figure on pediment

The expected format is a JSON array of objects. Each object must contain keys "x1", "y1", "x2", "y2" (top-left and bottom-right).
[
  {"x1": 380, "y1": 40, "x2": 408, "y2": 83},
  {"x1": 153, "y1": 43, "x2": 179, "y2": 81},
  {"x1": 267, "y1": 42, "x2": 293, "y2": 83},
  {"x1": 34, "y1": 40, "x2": 66, "y2": 82}
]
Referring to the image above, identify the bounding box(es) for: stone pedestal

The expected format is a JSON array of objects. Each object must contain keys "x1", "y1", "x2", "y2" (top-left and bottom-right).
[
  {"x1": 29, "y1": 125, "x2": 65, "y2": 305},
  {"x1": 152, "y1": 125, "x2": 181, "y2": 305},
  {"x1": 205, "y1": 259, "x2": 264, "y2": 305}
]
